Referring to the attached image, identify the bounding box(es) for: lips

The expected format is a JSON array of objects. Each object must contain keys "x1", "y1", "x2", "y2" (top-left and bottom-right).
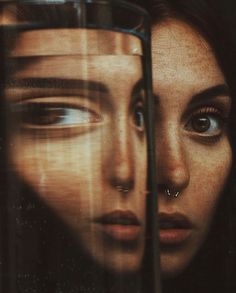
[
  {"x1": 94, "y1": 210, "x2": 141, "y2": 242},
  {"x1": 158, "y1": 212, "x2": 193, "y2": 246}
]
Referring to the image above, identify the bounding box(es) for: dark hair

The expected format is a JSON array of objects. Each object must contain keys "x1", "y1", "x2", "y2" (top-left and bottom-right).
[{"x1": 145, "y1": 1, "x2": 236, "y2": 292}]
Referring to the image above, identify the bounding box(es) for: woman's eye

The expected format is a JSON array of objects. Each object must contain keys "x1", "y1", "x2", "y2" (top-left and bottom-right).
[
  {"x1": 187, "y1": 112, "x2": 224, "y2": 136},
  {"x1": 13, "y1": 102, "x2": 101, "y2": 127},
  {"x1": 133, "y1": 105, "x2": 145, "y2": 130}
]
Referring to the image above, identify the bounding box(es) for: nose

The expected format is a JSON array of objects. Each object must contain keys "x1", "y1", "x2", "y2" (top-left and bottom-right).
[
  {"x1": 156, "y1": 126, "x2": 190, "y2": 195},
  {"x1": 108, "y1": 115, "x2": 135, "y2": 192}
]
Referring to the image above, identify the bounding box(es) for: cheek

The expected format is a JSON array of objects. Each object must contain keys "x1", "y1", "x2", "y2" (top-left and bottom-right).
[
  {"x1": 8, "y1": 135, "x2": 105, "y2": 223},
  {"x1": 188, "y1": 140, "x2": 232, "y2": 228}
]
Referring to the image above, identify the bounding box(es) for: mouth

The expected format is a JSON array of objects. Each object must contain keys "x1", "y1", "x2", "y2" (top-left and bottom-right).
[
  {"x1": 158, "y1": 212, "x2": 193, "y2": 247},
  {"x1": 94, "y1": 210, "x2": 141, "y2": 242}
]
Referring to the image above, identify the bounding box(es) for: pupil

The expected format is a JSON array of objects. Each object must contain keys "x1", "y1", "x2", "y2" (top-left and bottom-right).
[{"x1": 192, "y1": 115, "x2": 210, "y2": 132}]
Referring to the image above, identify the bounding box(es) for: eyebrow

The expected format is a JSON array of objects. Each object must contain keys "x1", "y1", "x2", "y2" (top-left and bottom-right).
[
  {"x1": 189, "y1": 84, "x2": 230, "y2": 106},
  {"x1": 5, "y1": 78, "x2": 109, "y2": 93},
  {"x1": 153, "y1": 84, "x2": 230, "y2": 106},
  {"x1": 5, "y1": 77, "x2": 145, "y2": 108}
]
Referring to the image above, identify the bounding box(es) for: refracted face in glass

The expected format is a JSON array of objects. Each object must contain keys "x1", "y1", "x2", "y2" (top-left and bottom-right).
[{"x1": 5, "y1": 28, "x2": 147, "y2": 273}]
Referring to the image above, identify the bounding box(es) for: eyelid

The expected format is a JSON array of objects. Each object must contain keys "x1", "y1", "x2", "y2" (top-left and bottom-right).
[
  {"x1": 11, "y1": 95, "x2": 103, "y2": 113},
  {"x1": 183, "y1": 101, "x2": 230, "y2": 123},
  {"x1": 185, "y1": 105, "x2": 227, "y2": 125},
  {"x1": 13, "y1": 103, "x2": 102, "y2": 125},
  {"x1": 5, "y1": 88, "x2": 105, "y2": 105},
  {"x1": 10, "y1": 96, "x2": 105, "y2": 134},
  {"x1": 191, "y1": 106, "x2": 225, "y2": 117}
]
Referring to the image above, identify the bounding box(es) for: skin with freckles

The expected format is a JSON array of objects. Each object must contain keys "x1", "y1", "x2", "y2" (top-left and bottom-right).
[
  {"x1": 152, "y1": 19, "x2": 232, "y2": 278},
  {"x1": 3, "y1": 14, "x2": 231, "y2": 281},
  {"x1": 5, "y1": 29, "x2": 147, "y2": 274}
]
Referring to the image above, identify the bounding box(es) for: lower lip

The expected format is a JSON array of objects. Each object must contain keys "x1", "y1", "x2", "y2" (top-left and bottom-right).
[
  {"x1": 159, "y1": 229, "x2": 191, "y2": 246},
  {"x1": 98, "y1": 224, "x2": 141, "y2": 241}
]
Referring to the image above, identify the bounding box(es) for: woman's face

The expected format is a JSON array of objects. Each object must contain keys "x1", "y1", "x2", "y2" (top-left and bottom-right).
[
  {"x1": 6, "y1": 29, "x2": 147, "y2": 273},
  {"x1": 152, "y1": 19, "x2": 232, "y2": 278}
]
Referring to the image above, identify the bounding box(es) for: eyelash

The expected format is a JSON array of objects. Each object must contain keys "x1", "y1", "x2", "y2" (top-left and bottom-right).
[{"x1": 185, "y1": 106, "x2": 228, "y2": 142}]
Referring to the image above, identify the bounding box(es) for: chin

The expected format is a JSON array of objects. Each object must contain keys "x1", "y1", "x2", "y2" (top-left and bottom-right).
[
  {"x1": 89, "y1": 250, "x2": 142, "y2": 275},
  {"x1": 160, "y1": 251, "x2": 193, "y2": 279},
  {"x1": 103, "y1": 255, "x2": 142, "y2": 275}
]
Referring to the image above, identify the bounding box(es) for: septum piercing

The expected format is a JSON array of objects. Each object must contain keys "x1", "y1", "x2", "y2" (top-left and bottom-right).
[
  {"x1": 165, "y1": 188, "x2": 180, "y2": 198},
  {"x1": 116, "y1": 185, "x2": 129, "y2": 194}
]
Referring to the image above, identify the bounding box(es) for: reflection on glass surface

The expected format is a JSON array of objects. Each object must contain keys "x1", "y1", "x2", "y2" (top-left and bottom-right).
[{"x1": 0, "y1": 1, "x2": 160, "y2": 293}]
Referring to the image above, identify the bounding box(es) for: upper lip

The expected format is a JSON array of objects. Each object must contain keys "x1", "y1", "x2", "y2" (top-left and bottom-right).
[
  {"x1": 94, "y1": 210, "x2": 141, "y2": 226},
  {"x1": 158, "y1": 212, "x2": 193, "y2": 229}
]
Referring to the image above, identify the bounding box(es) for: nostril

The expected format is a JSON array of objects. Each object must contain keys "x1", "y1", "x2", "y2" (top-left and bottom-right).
[{"x1": 110, "y1": 177, "x2": 135, "y2": 193}]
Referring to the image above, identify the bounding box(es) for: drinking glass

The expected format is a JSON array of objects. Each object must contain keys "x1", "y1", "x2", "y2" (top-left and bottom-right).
[{"x1": 0, "y1": 1, "x2": 160, "y2": 292}]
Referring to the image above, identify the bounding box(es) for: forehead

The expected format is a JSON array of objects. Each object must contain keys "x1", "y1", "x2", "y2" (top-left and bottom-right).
[
  {"x1": 151, "y1": 19, "x2": 225, "y2": 86},
  {"x1": 7, "y1": 29, "x2": 143, "y2": 105},
  {"x1": 152, "y1": 19, "x2": 213, "y2": 63},
  {"x1": 10, "y1": 29, "x2": 142, "y2": 57},
  {"x1": 9, "y1": 29, "x2": 142, "y2": 79}
]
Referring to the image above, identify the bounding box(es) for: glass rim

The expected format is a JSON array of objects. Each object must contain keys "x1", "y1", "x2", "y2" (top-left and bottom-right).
[
  {"x1": 1, "y1": 0, "x2": 149, "y2": 19},
  {"x1": 1, "y1": 0, "x2": 150, "y2": 42}
]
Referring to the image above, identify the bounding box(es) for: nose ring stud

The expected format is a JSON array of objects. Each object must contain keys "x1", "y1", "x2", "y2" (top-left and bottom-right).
[
  {"x1": 165, "y1": 188, "x2": 180, "y2": 198},
  {"x1": 116, "y1": 185, "x2": 129, "y2": 194}
]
